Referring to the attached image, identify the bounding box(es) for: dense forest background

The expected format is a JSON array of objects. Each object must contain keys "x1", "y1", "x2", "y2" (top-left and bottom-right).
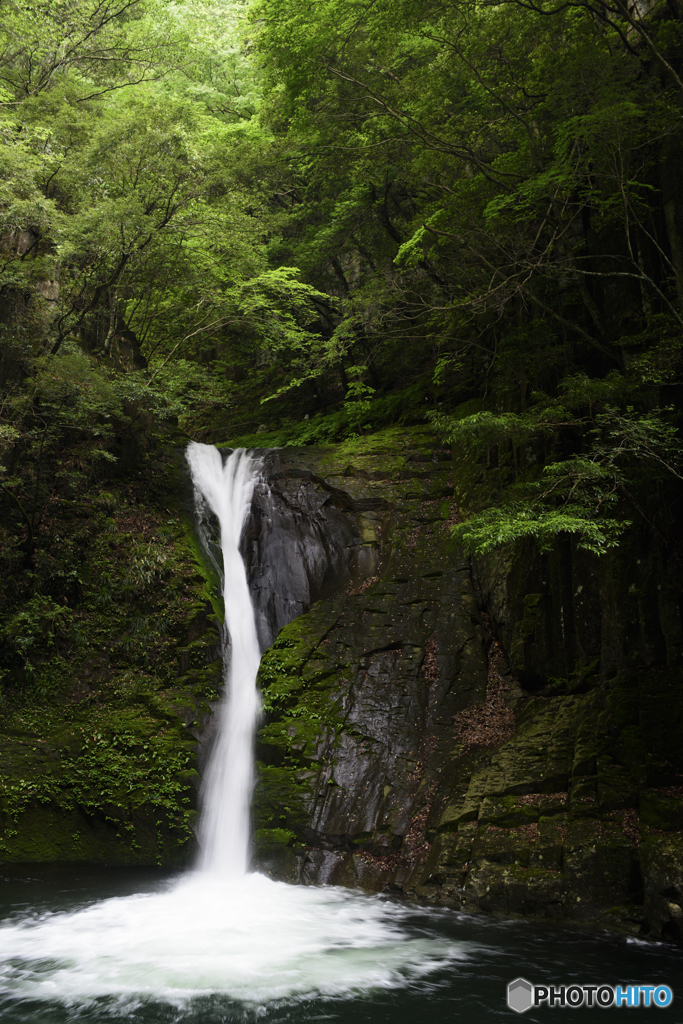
[{"x1": 1, "y1": 0, "x2": 683, "y2": 690}]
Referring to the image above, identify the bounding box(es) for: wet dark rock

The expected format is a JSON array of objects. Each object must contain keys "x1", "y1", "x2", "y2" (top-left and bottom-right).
[
  {"x1": 245, "y1": 451, "x2": 376, "y2": 650},
  {"x1": 243, "y1": 428, "x2": 683, "y2": 941}
]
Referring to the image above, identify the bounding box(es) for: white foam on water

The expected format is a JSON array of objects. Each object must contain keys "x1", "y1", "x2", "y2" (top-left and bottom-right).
[{"x1": 0, "y1": 873, "x2": 471, "y2": 1007}]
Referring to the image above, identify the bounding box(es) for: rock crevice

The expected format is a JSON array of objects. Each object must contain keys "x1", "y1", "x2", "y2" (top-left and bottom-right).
[{"x1": 245, "y1": 428, "x2": 683, "y2": 943}]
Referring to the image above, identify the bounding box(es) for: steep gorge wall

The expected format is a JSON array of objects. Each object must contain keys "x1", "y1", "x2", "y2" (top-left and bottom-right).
[
  {"x1": 247, "y1": 429, "x2": 683, "y2": 942},
  {"x1": 1, "y1": 427, "x2": 682, "y2": 944}
]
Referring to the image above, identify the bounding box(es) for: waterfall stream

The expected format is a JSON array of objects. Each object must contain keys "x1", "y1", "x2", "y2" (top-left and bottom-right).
[{"x1": 185, "y1": 443, "x2": 261, "y2": 876}]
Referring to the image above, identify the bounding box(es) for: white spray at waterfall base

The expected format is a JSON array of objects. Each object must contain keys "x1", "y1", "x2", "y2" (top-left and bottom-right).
[
  {"x1": 0, "y1": 874, "x2": 471, "y2": 1007},
  {"x1": 0, "y1": 443, "x2": 474, "y2": 1012}
]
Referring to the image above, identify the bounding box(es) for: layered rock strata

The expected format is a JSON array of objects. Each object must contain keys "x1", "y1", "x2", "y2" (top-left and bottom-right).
[{"x1": 248, "y1": 429, "x2": 683, "y2": 942}]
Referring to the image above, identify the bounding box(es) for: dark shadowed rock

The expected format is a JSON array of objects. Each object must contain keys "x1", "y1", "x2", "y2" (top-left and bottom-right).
[{"x1": 217, "y1": 428, "x2": 683, "y2": 942}]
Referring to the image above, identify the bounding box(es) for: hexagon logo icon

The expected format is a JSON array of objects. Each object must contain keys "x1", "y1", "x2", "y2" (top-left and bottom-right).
[{"x1": 508, "y1": 978, "x2": 534, "y2": 1013}]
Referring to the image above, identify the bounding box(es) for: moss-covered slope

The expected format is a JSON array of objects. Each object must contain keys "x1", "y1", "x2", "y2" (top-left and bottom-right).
[{"x1": 0, "y1": 447, "x2": 221, "y2": 866}]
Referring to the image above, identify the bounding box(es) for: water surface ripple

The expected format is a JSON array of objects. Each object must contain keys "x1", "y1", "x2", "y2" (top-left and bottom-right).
[{"x1": 0, "y1": 867, "x2": 680, "y2": 1023}]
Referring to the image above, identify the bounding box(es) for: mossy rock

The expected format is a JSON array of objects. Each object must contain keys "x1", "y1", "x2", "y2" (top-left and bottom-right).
[{"x1": 0, "y1": 445, "x2": 221, "y2": 867}]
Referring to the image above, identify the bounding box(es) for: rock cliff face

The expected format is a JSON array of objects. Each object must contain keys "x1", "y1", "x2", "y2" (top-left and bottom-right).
[
  {"x1": 242, "y1": 428, "x2": 683, "y2": 942},
  {"x1": 248, "y1": 432, "x2": 487, "y2": 882},
  {"x1": 1, "y1": 427, "x2": 681, "y2": 943}
]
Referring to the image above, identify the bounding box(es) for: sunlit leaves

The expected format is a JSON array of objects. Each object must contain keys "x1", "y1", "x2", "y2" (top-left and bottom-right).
[{"x1": 451, "y1": 502, "x2": 630, "y2": 555}]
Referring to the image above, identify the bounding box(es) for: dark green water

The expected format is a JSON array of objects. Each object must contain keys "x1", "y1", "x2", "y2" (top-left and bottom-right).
[{"x1": 0, "y1": 866, "x2": 680, "y2": 1023}]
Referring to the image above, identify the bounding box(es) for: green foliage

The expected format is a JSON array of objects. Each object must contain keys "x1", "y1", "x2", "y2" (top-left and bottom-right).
[
  {"x1": 0, "y1": 0, "x2": 683, "y2": 866},
  {"x1": 59, "y1": 729, "x2": 193, "y2": 818},
  {"x1": 2, "y1": 596, "x2": 72, "y2": 659},
  {"x1": 1, "y1": 0, "x2": 680, "y2": 567},
  {"x1": 0, "y1": 724, "x2": 196, "y2": 841},
  {"x1": 237, "y1": 0, "x2": 683, "y2": 564},
  {"x1": 253, "y1": 827, "x2": 298, "y2": 853},
  {"x1": 433, "y1": 410, "x2": 537, "y2": 449},
  {"x1": 451, "y1": 502, "x2": 629, "y2": 556},
  {"x1": 437, "y1": 397, "x2": 682, "y2": 554},
  {"x1": 0, "y1": 464, "x2": 219, "y2": 862}
]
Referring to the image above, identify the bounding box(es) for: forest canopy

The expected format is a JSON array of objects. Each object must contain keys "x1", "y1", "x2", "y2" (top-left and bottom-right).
[{"x1": 0, "y1": 0, "x2": 682, "y2": 576}]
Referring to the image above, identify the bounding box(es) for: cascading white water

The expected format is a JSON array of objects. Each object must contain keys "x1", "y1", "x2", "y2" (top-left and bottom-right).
[
  {"x1": 0, "y1": 441, "x2": 472, "y2": 1015},
  {"x1": 185, "y1": 443, "x2": 261, "y2": 876}
]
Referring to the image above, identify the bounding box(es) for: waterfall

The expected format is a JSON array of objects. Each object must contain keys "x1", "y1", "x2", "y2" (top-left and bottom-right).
[
  {"x1": 185, "y1": 442, "x2": 262, "y2": 876},
  {"x1": 0, "y1": 441, "x2": 467, "y2": 1013}
]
